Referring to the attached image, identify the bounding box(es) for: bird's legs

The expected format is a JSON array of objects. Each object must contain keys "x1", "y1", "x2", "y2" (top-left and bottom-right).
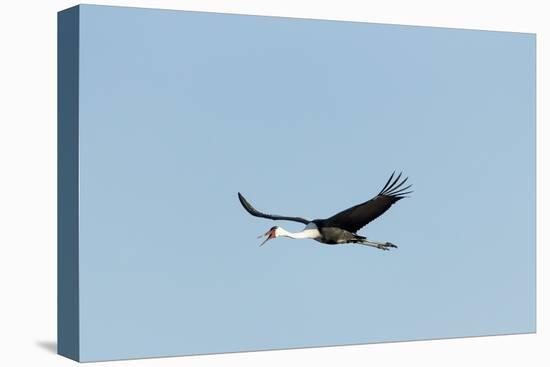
[{"x1": 356, "y1": 239, "x2": 398, "y2": 251}]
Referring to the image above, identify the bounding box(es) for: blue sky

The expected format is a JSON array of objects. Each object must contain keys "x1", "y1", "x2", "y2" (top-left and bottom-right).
[{"x1": 76, "y1": 5, "x2": 535, "y2": 361}]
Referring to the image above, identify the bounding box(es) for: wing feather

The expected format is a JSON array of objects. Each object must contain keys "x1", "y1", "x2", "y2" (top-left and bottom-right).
[
  {"x1": 238, "y1": 193, "x2": 310, "y2": 225},
  {"x1": 324, "y1": 172, "x2": 412, "y2": 233}
]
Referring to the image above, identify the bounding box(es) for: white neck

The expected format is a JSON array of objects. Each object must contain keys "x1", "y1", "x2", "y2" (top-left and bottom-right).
[{"x1": 276, "y1": 224, "x2": 321, "y2": 240}]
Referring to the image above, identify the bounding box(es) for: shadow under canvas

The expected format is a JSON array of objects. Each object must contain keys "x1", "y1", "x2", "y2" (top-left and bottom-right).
[{"x1": 36, "y1": 340, "x2": 57, "y2": 354}]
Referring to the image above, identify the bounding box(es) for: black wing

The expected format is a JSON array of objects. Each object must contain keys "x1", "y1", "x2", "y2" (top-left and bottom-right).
[
  {"x1": 238, "y1": 192, "x2": 310, "y2": 225},
  {"x1": 324, "y1": 172, "x2": 412, "y2": 233}
]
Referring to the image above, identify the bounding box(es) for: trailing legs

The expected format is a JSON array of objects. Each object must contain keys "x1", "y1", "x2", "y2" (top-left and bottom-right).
[{"x1": 355, "y1": 239, "x2": 398, "y2": 251}]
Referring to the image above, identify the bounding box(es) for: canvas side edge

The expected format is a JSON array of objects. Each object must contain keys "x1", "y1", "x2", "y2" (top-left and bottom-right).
[{"x1": 57, "y1": 5, "x2": 80, "y2": 362}]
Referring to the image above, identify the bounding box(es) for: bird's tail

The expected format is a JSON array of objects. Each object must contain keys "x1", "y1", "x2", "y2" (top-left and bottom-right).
[{"x1": 351, "y1": 234, "x2": 367, "y2": 242}]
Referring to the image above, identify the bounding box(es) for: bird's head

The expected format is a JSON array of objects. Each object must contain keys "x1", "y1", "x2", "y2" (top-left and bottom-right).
[{"x1": 257, "y1": 226, "x2": 280, "y2": 246}]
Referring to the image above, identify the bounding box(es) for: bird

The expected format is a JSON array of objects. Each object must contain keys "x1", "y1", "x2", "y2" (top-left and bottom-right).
[{"x1": 238, "y1": 171, "x2": 412, "y2": 250}]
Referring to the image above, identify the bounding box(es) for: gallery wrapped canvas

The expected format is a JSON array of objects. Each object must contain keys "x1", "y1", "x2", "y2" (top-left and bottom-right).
[{"x1": 58, "y1": 4, "x2": 535, "y2": 362}]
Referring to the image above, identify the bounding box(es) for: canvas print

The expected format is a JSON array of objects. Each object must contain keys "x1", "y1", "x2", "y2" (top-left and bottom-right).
[{"x1": 58, "y1": 4, "x2": 536, "y2": 362}]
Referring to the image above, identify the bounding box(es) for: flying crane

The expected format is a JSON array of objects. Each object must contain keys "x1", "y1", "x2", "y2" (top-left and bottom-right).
[{"x1": 238, "y1": 172, "x2": 412, "y2": 250}]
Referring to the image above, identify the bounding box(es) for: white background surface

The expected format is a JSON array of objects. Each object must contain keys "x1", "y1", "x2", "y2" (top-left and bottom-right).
[{"x1": 0, "y1": 0, "x2": 546, "y2": 365}]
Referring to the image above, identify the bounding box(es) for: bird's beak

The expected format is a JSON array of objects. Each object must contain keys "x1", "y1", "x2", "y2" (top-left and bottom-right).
[{"x1": 258, "y1": 229, "x2": 276, "y2": 247}]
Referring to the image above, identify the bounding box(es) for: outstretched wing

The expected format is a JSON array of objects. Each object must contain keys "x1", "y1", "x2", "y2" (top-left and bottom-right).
[
  {"x1": 324, "y1": 172, "x2": 412, "y2": 233},
  {"x1": 238, "y1": 192, "x2": 310, "y2": 225}
]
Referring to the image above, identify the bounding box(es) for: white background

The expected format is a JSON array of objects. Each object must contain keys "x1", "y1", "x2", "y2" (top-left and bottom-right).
[{"x1": 0, "y1": 1, "x2": 546, "y2": 365}]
